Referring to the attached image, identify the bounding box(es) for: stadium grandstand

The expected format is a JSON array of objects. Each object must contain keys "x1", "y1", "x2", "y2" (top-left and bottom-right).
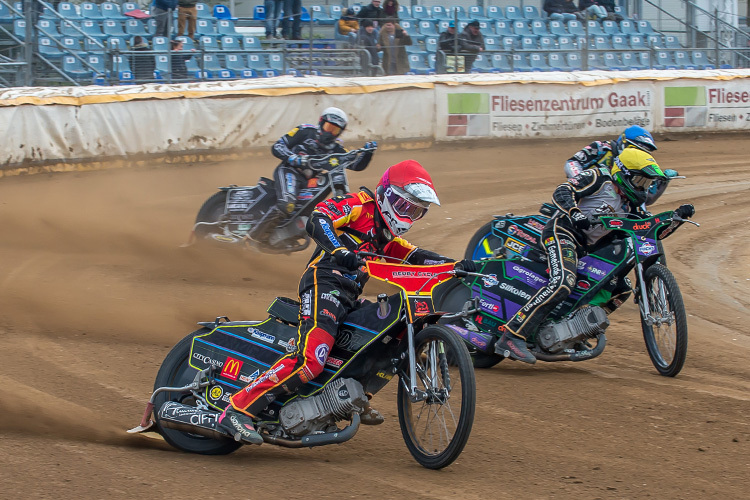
[{"x1": 0, "y1": 0, "x2": 747, "y2": 86}]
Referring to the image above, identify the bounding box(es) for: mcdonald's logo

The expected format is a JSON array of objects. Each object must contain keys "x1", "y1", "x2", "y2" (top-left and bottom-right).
[{"x1": 220, "y1": 356, "x2": 244, "y2": 381}]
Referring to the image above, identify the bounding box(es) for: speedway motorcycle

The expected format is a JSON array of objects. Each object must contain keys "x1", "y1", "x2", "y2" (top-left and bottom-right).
[
  {"x1": 184, "y1": 147, "x2": 375, "y2": 254},
  {"x1": 433, "y1": 205, "x2": 698, "y2": 377},
  {"x1": 129, "y1": 257, "x2": 476, "y2": 469}
]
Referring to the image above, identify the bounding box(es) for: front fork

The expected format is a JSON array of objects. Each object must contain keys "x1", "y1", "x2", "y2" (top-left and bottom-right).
[{"x1": 400, "y1": 323, "x2": 449, "y2": 403}]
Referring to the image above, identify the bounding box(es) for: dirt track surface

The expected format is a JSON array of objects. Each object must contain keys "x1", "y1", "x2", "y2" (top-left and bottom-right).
[{"x1": 1, "y1": 134, "x2": 748, "y2": 499}]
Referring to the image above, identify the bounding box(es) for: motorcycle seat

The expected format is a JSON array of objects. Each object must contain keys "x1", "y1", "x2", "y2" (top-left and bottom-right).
[{"x1": 267, "y1": 296, "x2": 300, "y2": 325}]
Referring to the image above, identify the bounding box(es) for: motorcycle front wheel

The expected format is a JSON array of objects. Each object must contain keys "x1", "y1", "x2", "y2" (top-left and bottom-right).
[
  {"x1": 152, "y1": 329, "x2": 242, "y2": 455},
  {"x1": 194, "y1": 191, "x2": 228, "y2": 239},
  {"x1": 640, "y1": 264, "x2": 688, "y2": 377},
  {"x1": 464, "y1": 221, "x2": 504, "y2": 260},
  {"x1": 397, "y1": 325, "x2": 476, "y2": 469}
]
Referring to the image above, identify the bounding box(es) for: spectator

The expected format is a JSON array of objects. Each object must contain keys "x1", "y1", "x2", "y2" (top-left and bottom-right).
[
  {"x1": 438, "y1": 21, "x2": 477, "y2": 72},
  {"x1": 577, "y1": 0, "x2": 607, "y2": 21},
  {"x1": 281, "y1": 0, "x2": 302, "y2": 39},
  {"x1": 338, "y1": 8, "x2": 360, "y2": 40},
  {"x1": 130, "y1": 36, "x2": 155, "y2": 82},
  {"x1": 152, "y1": 0, "x2": 178, "y2": 37},
  {"x1": 545, "y1": 0, "x2": 582, "y2": 21},
  {"x1": 177, "y1": 0, "x2": 198, "y2": 40},
  {"x1": 264, "y1": 0, "x2": 284, "y2": 38},
  {"x1": 460, "y1": 20, "x2": 485, "y2": 72},
  {"x1": 377, "y1": 18, "x2": 411, "y2": 75},
  {"x1": 170, "y1": 39, "x2": 194, "y2": 81},
  {"x1": 357, "y1": 18, "x2": 380, "y2": 75},
  {"x1": 382, "y1": 0, "x2": 399, "y2": 19},
  {"x1": 598, "y1": 0, "x2": 623, "y2": 21},
  {"x1": 358, "y1": 0, "x2": 386, "y2": 28}
]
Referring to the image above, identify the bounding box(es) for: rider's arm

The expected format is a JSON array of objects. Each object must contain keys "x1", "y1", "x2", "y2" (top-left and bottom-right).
[
  {"x1": 306, "y1": 193, "x2": 364, "y2": 254},
  {"x1": 271, "y1": 128, "x2": 300, "y2": 162},
  {"x1": 564, "y1": 141, "x2": 612, "y2": 178},
  {"x1": 552, "y1": 169, "x2": 605, "y2": 215}
]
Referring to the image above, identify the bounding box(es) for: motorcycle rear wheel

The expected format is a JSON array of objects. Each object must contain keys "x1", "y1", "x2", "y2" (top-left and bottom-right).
[
  {"x1": 152, "y1": 328, "x2": 242, "y2": 455},
  {"x1": 397, "y1": 325, "x2": 476, "y2": 469},
  {"x1": 194, "y1": 191, "x2": 228, "y2": 239},
  {"x1": 464, "y1": 221, "x2": 504, "y2": 260},
  {"x1": 640, "y1": 264, "x2": 688, "y2": 377}
]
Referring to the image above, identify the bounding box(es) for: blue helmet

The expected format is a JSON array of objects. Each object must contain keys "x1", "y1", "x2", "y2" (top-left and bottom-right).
[{"x1": 616, "y1": 125, "x2": 657, "y2": 153}]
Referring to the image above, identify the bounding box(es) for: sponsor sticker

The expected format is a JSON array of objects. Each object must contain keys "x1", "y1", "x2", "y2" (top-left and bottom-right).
[
  {"x1": 505, "y1": 237, "x2": 525, "y2": 253},
  {"x1": 639, "y1": 242, "x2": 656, "y2": 255},
  {"x1": 482, "y1": 274, "x2": 499, "y2": 287},
  {"x1": 315, "y1": 344, "x2": 330, "y2": 366},
  {"x1": 209, "y1": 386, "x2": 223, "y2": 400},
  {"x1": 249, "y1": 328, "x2": 275, "y2": 343},
  {"x1": 220, "y1": 356, "x2": 244, "y2": 381}
]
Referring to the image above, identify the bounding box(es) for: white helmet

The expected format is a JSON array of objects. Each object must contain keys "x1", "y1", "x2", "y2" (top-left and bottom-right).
[
  {"x1": 318, "y1": 107, "x2": 348, "y2": 149},
  {"x1": 375, "y1": 160, "x2": 440, "y2": 236}
]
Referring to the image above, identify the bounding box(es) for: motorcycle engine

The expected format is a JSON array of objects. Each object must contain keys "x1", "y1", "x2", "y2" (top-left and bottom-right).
[
  {"x1": 279, "y1": 378, "x2": 368, "y2": 437},
  {"x1": 537, "y1": 306, "x2": 609, "y2": 353}
]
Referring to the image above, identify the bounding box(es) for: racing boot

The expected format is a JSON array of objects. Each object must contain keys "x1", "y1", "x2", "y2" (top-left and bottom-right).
[
  {"x1": 360, "y1": 399, "x2": 384, "y2": 426},
  {"x1": 495, "y1": 328, "x2": 536, "y2": 364},
  {"x1": 217, "y1": 406, "x2": 264, "y2": 445},
  {"x1": 248, "y1": 207, "x2": 283, "y2": 243}
]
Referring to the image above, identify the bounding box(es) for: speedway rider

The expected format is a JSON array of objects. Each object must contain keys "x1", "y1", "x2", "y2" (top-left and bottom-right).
[
  {"x1": 218, "y1": 160, "x2": 477, "y2": 444},
  {"x1": 495, "y1": 148, "x2": 695, "y2": 364},
  {"x1": 564, "y1": 125, "x2": 677, "y2": 206},
  {"x1": 250, "y1": 107, "x2": 377, "y2": 240}
]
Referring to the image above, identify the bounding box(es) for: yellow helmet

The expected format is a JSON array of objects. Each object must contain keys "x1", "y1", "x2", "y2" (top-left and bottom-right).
[{"x1": 610, "y1": 148, "x2": 667, "y2": 205}]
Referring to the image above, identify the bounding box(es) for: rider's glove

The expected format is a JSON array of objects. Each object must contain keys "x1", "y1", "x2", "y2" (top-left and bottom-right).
[
  {"x1": 364, "y1": 141, "x2": 378, "y2": 151},
  {"x1": 675, "y1": 203, "x2": 695, "y2": 219},
  {"x1": 454, "y1": 259, "x2": 477, "y2": 273},
  {"x1": 288, "y1": 154, "x2": 308, "y2": 168},
  {"x1": 664, "y1": 169, "x2": 679, "y2": 178},
  {"x1": 569, "y1": 208, "x2": 591, "y2": 231},
  {"x1": 332, "y1": 248, "x2": 360, "y2": 271}
]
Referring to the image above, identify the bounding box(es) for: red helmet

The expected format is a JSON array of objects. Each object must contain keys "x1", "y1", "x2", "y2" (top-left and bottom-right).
[{"x1": 375, "y1": 160, "x2": 440, "y2": 236}]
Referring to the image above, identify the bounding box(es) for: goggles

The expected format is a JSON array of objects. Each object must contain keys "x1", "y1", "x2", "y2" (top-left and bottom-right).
[
  {"x1": 388, "y1": 188, "x2": 430, "y2": 221},
  {"x1": 322, "y1": 121, "x2": 343, "y2": 136},
  {"x1": 629, "y1": 172, "x2": 656, "y2": 191}
]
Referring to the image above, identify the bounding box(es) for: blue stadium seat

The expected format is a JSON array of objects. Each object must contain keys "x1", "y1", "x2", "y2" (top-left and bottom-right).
[
  {"x1": 566, "y1": 20, "x2": 585, "y2": 36},
  {"x1": 407, "y1": 54, "x2": 434, "y2": 75},
  {"x1": 108, "y1": 36, "x2": 127, "y2": 51},
  {"x1": 125, "y1": 19, "x2": 149, "y2": 37},
  {"x1": 602, "y1": 52, "x2": 624, "y2": 70},
  {"x1": 523, "y1": 6, "x2": 540, "y2": 19},
  {"x1": 38, "y1": 37, "x2": 64, "y2": 58},
  {"x1": 430, "y1": 5, "x2": 449, "y2": 20},
  {"x1": 81, "y1": 20, "x2": 106, "y2": 39},
  {"x1": 121, "y1": 2, "x2": 138, "y2": 13},
  {"x1": 470, "y1": 54, "x2": 495, "y2": 73},
  {"x1": 101, "y1": 2, "x2": 128, "y2": 20},
  {"x1": 400, "y1": 20, "x2": 423, "y2": 41},
  {"x1": 586, "y1": 20, "x2": 606, "y2": 37},
  {"x1": 424, "y1": 36, "x2": 438, "y2": 52},
  {"x1": 531, "y1": 20, "x2": 549, "y2": 36},
  {"x1": 405, "y1": 44, "x2": 426, "y2": 55},
  {"x1": 242, "y1": 35, "x2": 262, "y2": 50},
  {"x1": 621, "y1": 52, "x2": 648, "y2": 70},
  {"x1": 486, "y1": 6, "x2": 505, "y2": 20},
  {"x1": 646, "y1": 33, "x2": 663, "y2": 48},
  {"x1": 398, "y1": 5, "x2": 411, "y2": 18},
  {"x1": 426, "y1": 53, "x2": 437, "y2": 71},
  {"x1": 512, "y1": 20, "x2": 535, "y2": 38},
  {"x1": 84, "y1": 37, "x2": 106, "y2": 52},
  {"x1": 81, "y1": 2, "x2": 105, "y2": 21},
  {"x1": 637, "y1": 52, "x2": 652, "y2": 69},
  {"x1": 611, "y1": 35, "x2": 628, "y2": 49},
  {"x1": 592, "y1": 35, "x2": 612, "y2": 49},
  {"x1": 557, "y1": 35, "x2": 575, "y2": 50},
  {"x1": 185, "y1": 56, "x2": 208, "y2": 79},
  {"x1": 548, "y1": 52, "x2": 574, "y2": 71},
  {"x1": 220, "y1": 35, "x2": 241, "y2": 51},
  {"x1": 216, "y1": 20, "x2": 238, "y2": 36},
  {"x1": 437, "y1": 20, "x2": 450, "y2": 32},
  {"x1": 548, "y1": 20, "x2": 566, "y2": 36},
  {"x1": 500, "y1": 36, "x2": 517, "y2": 51},
  {"x1": 673, "y1": 50, "x2": 697, "y2": 69},
  {"x1": 566, "y1": 52, "x2": 583, "y2": 70},
  {"x1": 629, "y1": 34, "x2": 646, "y2": 49},
  {"x1": 447, "y1": 6, "x2": 469, "y2": 21},
  {"x1": 495, "y1": 20, "x2": 514, "y2": 37},
  {"x1": 196, "y1": 3, "x2": 212, "y2": 19},
  {"x1": 200, "y1": 54, "x2": 233, "y2": 78},
  {"x1": 0, "y1": 2, "x2": 18, "y2": 24},
  {"x1": 529, "y1": 53, "x2": 550, "y2": 71},
  {"x1": 111, "y1": 54, "x2": 134, "y2": 82},
  {"x1": 152, "y1": 36, "x2": 170, "y2": 51},
  {"x1": 483, "y1": 35, "x2": 499, "y2": 50},
  {"x1": 521, "y1": 36, "x2": 537, "y2": 50},
  {"x1": 61, "y1": 36, "x2": 83, "y2": 52},
  {"x1": 418, "y1": 20, "x2": 439, "y2": 36},
  {"x1": 491, "y1": 52, "x2": 512, "y2": 71},
  {"x1": 655, "y1": 51, "x2": 678, "y2": 69},
  {"x1": 175, "y1": 35, "x2": 195, "y2": 50},
  {"x1": 253, "y1": 5, "x2": 265, "y2": 20},
  {"x1": 310, "y1": 5, "x2": 334, "y2": 25},
  {"x1": 636, "y1": 20, "x2": 655, "y2": 34},
  {"x1": 510, "y1": 53, "x2": 533, "y2": 71},
  {"x1": 87, "y1": 53, "x2": 108, "y2": 78},
  {"x1": 587, "y1": 52, "x2": 605, "y2": 70},
  {"x1": 102, "y1": 20, "x2": 127, "y2": 37},
  {"x1": 63, "y1": 54, "x2": 91, "y2": 79},
  {"x1": 691, "y1": 50, "x2": 716, "y2": 69},
  {"x1": 37, "y1": 19, "x2": 61, "y2": 38},
  {"x1": 213, "y1": 4, "x2": 238, "y2": 20},
  {"x1": 664, "y1": 35, "x2": 681, "y2": 48},
  {"x1": 199, "y1": 35, "x2": 220, "y2": 51},
  {"x1": 224, "y1": 54, "x2": 258, "y2": 78},
  {"x1": 539, "y1": 36, "x2": 556, "y2": 51},
  {"x1": 57, "y1": 2, "x2": 83, "y2": 20},
  {"x1": 504, "y1": 6, "x2": 523, "y2": 20},
  {"x1": 602, "y1": 20, "x2": 621, "y2": 35},
  {"x1": 619, "y1": 20, "x2": 637, "y2": 35},
  {"x1": 468, "y1": 6, "x2": 490, "y2": 22},
  {"x1": 411, "y1": 5, "x2": 430, "y2": 19},
  {"x1": 154, "y1": 54, "x2": 169, "y2": 79},
  {"x1": 329, "y1": 5, "x2": 342, "y2": 19},
  {"x1": 195, "y1": 19, "x2": 217, "y2": 37},
  {"x1": 247, "y1": 52, "x2": 269, "y2": 71}
]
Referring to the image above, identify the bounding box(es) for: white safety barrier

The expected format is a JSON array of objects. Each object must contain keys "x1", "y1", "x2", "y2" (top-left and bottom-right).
[{"x1": 1, "y1": 70, "x2": 748, "y2": 172}]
